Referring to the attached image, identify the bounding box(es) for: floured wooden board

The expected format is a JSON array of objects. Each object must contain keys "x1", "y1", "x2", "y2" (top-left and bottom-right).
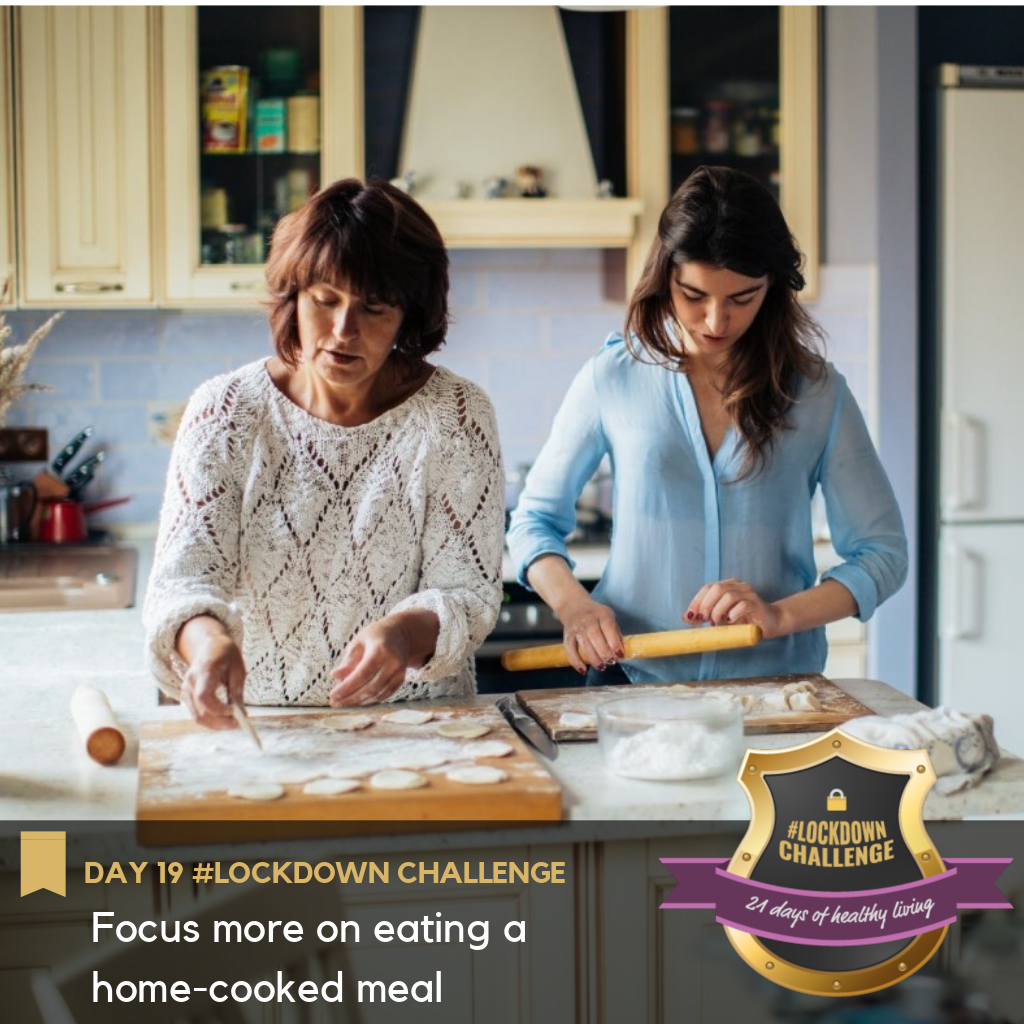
[
  {"x1": 516, "y1": 674, "x2": 874, "y2": 741},
  {"x1": 137, "y1": 704, "x2": 561, "y2": 844}
]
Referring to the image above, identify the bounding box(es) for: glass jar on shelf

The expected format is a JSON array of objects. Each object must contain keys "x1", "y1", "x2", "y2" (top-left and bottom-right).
[
  {"x1": 702, "y1": 99, "x2": 732, "y2": 155},
  {"x1": 733, "y1": 106, "x2": 762, "y2": 158},
  {"x1": 671, "y1": 106, "x2": 701, "y2": 156}
]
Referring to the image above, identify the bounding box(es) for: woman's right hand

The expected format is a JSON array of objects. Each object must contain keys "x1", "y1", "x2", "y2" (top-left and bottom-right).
[
  {"x1": 176, "y1": 619, "x2": 247, "y2": 730},
  {"x1": 556, "y1": 595, "x2": 625, "y2": 675}
]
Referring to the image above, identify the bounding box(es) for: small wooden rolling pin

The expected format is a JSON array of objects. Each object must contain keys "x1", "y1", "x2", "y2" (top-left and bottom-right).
[
  {"x1": 500, "y1": 623, "x2": 762, "y2": 672},
  {"x1": 70, "y1": 685, "x2": 126, "y2": 765}
]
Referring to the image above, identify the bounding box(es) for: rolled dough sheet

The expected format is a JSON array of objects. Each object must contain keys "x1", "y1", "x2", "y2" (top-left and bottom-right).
[{"x1": 369, "y1": 769, "x2": 428, "y2": 790}]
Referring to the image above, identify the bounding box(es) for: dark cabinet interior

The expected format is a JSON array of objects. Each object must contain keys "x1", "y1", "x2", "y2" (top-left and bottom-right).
[{"x1": 669, "y1": 6, "x2": 780, "y2": 196}]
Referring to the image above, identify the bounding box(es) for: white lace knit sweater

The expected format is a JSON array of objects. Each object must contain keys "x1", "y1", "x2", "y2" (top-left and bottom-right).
[{"x1": 143, "y1": 360, "x2": 505, "y2": 705}]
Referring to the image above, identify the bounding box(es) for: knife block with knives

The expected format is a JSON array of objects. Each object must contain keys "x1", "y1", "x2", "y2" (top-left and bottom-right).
[{"x1": 29, "y1": 426, "x2": 106, "y2": 539}]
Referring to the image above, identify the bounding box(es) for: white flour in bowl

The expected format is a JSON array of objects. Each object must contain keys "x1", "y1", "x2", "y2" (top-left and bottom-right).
[{"x1": 606, "y1": 720, "x2": 738, "y2": 781}]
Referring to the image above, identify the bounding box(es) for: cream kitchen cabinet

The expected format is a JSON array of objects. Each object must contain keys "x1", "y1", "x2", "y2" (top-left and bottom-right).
[
  {"x1": 14, "y1": 7, "x2": 153, "y2": 307},
  {"x1": 0, "y1": 7, "x2": 15, "y2": 304},
  {"x1": 157, "y1": 6, "x2": 361, "y2": 306}
]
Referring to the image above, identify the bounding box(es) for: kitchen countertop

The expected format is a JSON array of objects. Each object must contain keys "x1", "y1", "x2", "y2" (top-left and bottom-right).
[
  {"x1": 2, "y1": 536, "x2": 1024, "y2": 872},
  {"x1": 3, "y1": 542, "x2": 1024, "y2": 866}
]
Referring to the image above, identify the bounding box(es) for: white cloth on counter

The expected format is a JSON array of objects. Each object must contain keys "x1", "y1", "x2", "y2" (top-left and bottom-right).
[
  {"x1": 143, "y1": 360, "x2": 505, "y2": 705},
  {"x1": 840, "y1": 706, "x2": 1000, "y2": 794}
]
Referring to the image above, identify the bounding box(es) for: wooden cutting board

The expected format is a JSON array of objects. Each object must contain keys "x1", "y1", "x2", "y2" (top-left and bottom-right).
[
  {"x1": 516, "y1": 674, "x2": 874, "y2": 742},
  {"x1": 137, "y1": 704, "x2": 561, "y2": 845}
]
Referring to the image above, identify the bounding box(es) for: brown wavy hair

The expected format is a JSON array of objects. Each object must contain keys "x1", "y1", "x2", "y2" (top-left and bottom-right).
[
  {"x1": 264, "y1": 177, "x2": 449, "y2": 377},
  {"x1": 625, "y1": 166, "x2": 825, "y2": 476}
]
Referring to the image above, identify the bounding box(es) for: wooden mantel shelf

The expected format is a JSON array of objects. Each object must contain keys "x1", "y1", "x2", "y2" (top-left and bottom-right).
[{"x1": 419, "y1": 197, "x2": 644, "y2": 248}]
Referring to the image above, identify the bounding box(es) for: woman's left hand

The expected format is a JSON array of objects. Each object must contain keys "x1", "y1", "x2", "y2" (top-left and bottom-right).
[
  {"x1": 685, "y1": 579, "x2": 787, "y2": 639},
  {"x1": 328, "y1": 610, "x2": 439, "y2": 707}
]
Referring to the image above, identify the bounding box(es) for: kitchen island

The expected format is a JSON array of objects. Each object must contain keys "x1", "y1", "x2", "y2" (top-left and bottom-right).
[{"x1": 4, "y1": 590, "x2": 1024, "y2": 1024}]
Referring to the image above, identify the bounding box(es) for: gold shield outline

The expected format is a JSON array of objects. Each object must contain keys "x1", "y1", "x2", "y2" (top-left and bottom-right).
[{"x1": 725, "y1": 727, "x2": 947, "y2": 996}]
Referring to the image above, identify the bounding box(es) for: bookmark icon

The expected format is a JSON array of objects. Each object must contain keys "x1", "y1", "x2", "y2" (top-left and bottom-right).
[{"x1": 21, "y1": 831, "x2": 67, "y2": 897}]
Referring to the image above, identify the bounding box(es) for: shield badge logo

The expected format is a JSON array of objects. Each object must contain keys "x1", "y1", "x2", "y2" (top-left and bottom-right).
[{"x1": 725, "y1": 727, "x2": 947, "y2": 996}]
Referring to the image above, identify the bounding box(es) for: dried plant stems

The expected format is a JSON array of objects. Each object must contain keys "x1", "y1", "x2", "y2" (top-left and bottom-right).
[{"x1": 0, "y1": 277, "x2": 61, "y2": 427}]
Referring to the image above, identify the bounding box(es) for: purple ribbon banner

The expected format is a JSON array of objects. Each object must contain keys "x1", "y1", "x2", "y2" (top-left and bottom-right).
[{"x1": 661, "y1": 858, "x2": 1012, "y2": 946}]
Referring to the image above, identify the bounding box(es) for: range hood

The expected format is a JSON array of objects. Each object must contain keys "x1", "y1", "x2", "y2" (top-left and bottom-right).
[{"x1": 398, "y1": 7, "x2": 599, "y2": 200}]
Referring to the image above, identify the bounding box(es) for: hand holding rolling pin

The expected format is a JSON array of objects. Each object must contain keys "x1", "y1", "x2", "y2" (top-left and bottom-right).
[
  {"x1": 555, "y1": 593, "x2": 625, "y2": 675},
  {"x1": 685, "y1": 578, "x2": 786, "y2": 637}
]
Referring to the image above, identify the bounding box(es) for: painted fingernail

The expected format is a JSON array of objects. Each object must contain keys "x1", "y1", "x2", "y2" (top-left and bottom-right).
[
  {"x1": 617, "y1": 650, "x2": 625, "y2": 660},
  {"x1": 685, "y1": 611, "x2": 694, "y2": 621},
  {"x1": 577, "y1": 667, "x2": 586, "y2": 675}
]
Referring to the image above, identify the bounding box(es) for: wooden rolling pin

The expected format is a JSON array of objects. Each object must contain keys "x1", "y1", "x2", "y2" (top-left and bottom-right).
[
  {"x1": 70, "y1": 685, "x2": 126, "y2": 765},
  {"x1": 500, "y1": 623, "x2": 762, "y2": 672}
]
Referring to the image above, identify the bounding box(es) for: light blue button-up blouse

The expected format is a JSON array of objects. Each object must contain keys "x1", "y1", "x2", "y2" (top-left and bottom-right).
[{"x1": 506, "y1": 334, "x2": 907, "y2": 682}]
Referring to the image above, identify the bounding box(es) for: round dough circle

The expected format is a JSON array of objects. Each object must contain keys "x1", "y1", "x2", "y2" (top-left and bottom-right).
[
  {"x1": 303, "y1": 778, "x2": 361, "y2": 796},
  {"x1": 320, "y1": 714, "x2": 374, "y2": 732},
  {"x1": 464, "y1": 740, "x2": 514, "y2": 759},
  {"x1": 447, "y1": 765, "x2": 508, "y2": 786},
  {"x1": 382, "y1": 709, "x2": 434, "y2": 726},
  {"x1": 394, "y1": 752, "x2": 449, "y2": 771},
  {"x1": 369, "y1": 769, "x2": 428, "y2": 790},
  {"x1": 227, "y1": 783, "x2": 285, "y2": 802},
  {"x1": 437, "y1": 721, "x2": 491, "y2": 739}
]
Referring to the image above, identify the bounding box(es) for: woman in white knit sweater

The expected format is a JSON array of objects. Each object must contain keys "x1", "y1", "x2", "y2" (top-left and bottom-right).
[{"x1": 144, "y1": 179, "x2": 505, "y2": 729}]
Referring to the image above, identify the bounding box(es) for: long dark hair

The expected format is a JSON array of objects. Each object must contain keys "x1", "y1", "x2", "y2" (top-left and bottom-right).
[
  {"x1": 264, "y1": 177, "x2": 449, "y2": 377},
  {"x1": 625, "y1": 166, "x2": 825, "y2": 476}
]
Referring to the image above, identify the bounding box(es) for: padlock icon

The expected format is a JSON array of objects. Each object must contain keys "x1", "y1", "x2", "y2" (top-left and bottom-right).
[{"x1": 827, "y1": 788, "x2": 847, "y2": 812}]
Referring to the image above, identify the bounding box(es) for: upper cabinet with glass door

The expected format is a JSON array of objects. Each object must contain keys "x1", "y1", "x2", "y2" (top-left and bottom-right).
[
  {"x1": 158, "y1": 6, "x2": 360, "y2": 305},
  {"x1": 630, "y1": 7, "x2": 820, "y2": 298}
]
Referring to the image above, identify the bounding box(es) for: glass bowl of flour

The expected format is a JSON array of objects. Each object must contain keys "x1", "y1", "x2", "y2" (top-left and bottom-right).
[{"x1": 597, "y1": 694, "x2": 743, "y2": 781}]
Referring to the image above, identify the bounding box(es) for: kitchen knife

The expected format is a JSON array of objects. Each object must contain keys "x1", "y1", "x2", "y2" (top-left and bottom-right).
[
  {"x1": 501, "y1": 623, "x2": 762, "y2": 672},
  {"x1": 50, "y1": 426, "x2": 94, "y2": 476},
  {"x1": 496, "y1": 695, "x2": 558, "y2": 760},
  {"x1": 63, "y1": 451, "x2": 105, "y2": 496}
]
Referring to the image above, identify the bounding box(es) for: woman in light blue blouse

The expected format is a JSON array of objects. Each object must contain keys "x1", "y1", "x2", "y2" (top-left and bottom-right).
[{"x1": 507, "y1": 167, "x2": 907, "y2": 684}]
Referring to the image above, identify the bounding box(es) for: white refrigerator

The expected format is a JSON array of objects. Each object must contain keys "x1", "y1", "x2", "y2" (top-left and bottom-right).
[{"x1": 937, "y1": 64, "x2": 1024, "y2": 757}]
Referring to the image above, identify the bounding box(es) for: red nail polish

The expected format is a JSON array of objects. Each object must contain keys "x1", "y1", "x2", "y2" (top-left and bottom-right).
[
  {"x1": 577, "y1": 667, "x2": 586, "y2": 675},
  {"x1": 616, "y1": 649, "x2": 625, "y2": 659}
]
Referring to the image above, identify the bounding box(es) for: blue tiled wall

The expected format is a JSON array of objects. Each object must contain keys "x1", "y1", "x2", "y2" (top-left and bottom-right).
[{"x1": 2, "y1": 253, "x2": 871, "y2": 530}]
